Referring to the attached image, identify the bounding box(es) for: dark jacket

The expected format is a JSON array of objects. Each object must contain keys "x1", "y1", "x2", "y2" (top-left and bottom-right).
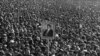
[{"x1": 43, "y1": 29, "x2": 53, "y2": 37}]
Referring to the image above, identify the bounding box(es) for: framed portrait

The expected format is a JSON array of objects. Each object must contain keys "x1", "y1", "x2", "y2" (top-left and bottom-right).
[{"x1": 41, "y1": 20, "x2": 55, "y2": 40}]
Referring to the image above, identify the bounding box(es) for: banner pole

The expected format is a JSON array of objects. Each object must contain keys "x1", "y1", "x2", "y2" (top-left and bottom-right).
[{"x1": 47, "y1": 39, "x2": 50, "y2": 56}]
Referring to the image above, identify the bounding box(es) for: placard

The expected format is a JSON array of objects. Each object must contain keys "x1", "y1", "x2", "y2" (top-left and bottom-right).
[{"x1": 41, "y1": 20, "x2": 55, "y2": 40}]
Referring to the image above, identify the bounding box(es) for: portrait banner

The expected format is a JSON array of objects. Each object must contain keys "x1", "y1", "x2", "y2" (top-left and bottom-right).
[{"x1": 41, "y1": 20, "x2": 55, "y2": 40}]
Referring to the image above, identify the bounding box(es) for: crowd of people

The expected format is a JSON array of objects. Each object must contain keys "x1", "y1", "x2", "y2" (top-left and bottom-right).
[{"x1": 0, "y1": 0, "x2": 100, "y2": 56}]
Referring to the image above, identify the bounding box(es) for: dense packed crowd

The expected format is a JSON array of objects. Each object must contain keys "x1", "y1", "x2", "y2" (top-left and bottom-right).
[{"x1": 0, "y1": 0, "x2": 100, "y2": 56}]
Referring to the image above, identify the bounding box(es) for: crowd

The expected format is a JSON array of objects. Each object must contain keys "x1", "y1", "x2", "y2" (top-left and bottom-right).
[
  {"x1": 49, "y1": 6, "x2": 100, "y2": 56},
  {"x1": 0, "y1": 0, "x2": 100, "y2": 56}
]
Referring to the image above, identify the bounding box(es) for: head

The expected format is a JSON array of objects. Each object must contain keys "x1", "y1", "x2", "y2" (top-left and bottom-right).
[{"x1": 47, "y1": 24, "x2": 51, "y2": 29}]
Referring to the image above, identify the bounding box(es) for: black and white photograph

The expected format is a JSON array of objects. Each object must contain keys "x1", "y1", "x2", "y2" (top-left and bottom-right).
[
  {"x1": 0, "y1": 0, "x2": 100, "y2": 56},
  {"x1": 43, "y1": 24, "x2": 53, "y2": 37},
  {"x1": 41, "y1": 20, "x2": 55, "y2": 40}
]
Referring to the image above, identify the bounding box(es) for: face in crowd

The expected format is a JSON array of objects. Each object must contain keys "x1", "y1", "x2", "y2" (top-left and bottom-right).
[{"x1": 47, "y1": 24, "x2": 52, "y2": 30}]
